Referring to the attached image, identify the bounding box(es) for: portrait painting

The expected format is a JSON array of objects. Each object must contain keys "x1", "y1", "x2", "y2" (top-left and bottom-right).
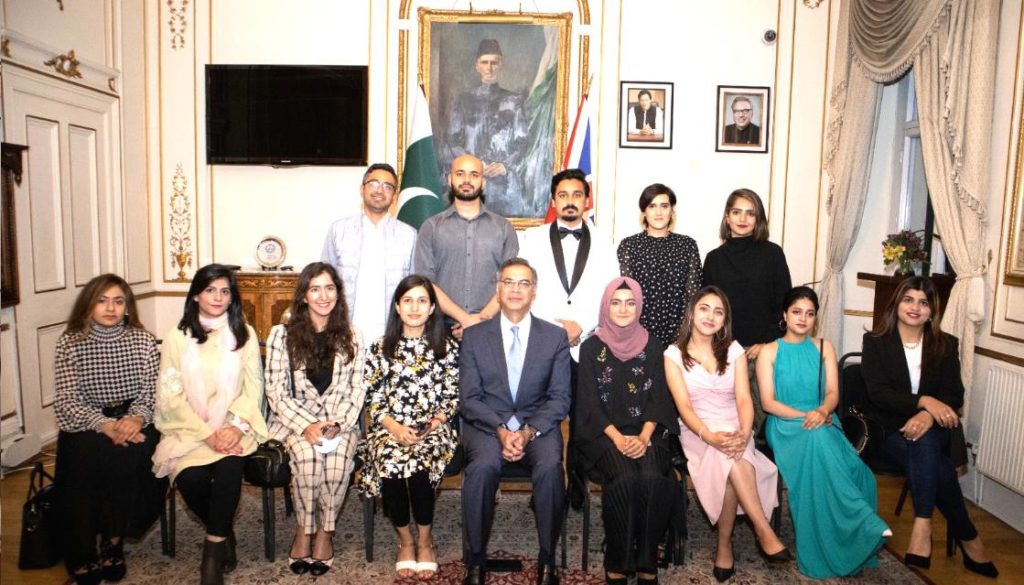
[
  {"x1": 618, "y1": 81, "x2": 674, "y2": 149},
  {"x1": 419, "y1": 9, "x2": 571, "y2": 225},
  {"x1": 716, "y1": 85, "x2": 770, "y2": 153}
]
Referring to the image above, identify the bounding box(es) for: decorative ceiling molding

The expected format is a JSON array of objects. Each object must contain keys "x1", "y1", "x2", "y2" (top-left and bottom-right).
[
  {"x1": 43, "y1": 49, "x2": 83, "y2": 79},
  {"x1": 168, "y1": 0, "x2": 189, "y2": 50}
]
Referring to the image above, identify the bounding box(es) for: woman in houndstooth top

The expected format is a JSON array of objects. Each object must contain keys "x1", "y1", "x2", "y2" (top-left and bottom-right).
[
  {"x1": 54, "y1": 274, "x2": 160, "y2": 585},
  {"x1": 358, "y1": 274, "x2": 459, "y2": 580},
  {"x1": 264, "y1": 262, "x2": 365, "y2": 577}
]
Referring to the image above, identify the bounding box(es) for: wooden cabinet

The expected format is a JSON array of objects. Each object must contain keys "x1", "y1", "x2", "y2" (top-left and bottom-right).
[
  {"x1": 236, "y1": 271, "x2": 299, "y2": 344},
  {"x1": 856, "y1": 272, "x2": 954, "y2": 331}
]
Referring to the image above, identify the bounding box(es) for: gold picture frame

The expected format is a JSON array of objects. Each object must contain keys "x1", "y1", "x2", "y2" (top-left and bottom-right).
[
  {"x1": 1006, "y1": 116, "x2": 1024, "y2": 285},
  {"x1": 413, "y1": 8, "x2": 572, "y2": 228}
]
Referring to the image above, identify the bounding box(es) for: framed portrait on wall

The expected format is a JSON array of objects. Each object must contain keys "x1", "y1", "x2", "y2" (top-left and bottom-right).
[
  {"x1": 715, "y1": 85, "x2": 770, "y2": 153},
  {"x1": 618, "y1": 81, "x2": 674, "y2": 149},
  {"x1": 419, "y1": 9, "x2": 572, "y2": 227}
]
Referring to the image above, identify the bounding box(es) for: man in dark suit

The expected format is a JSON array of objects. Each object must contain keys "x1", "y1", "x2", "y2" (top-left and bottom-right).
[{"x1": 459, "y1": 258, "x2": 571, "y2": 585}]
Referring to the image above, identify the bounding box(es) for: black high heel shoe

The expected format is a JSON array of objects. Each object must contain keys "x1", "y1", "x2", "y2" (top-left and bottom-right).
[
  {"x1": 903, "y1": 552, "x2": 931, "y2": 569},
  {"x1": 712, "y1": 564, "x2": 735, "y2": 582},
  {"x1": 956, "y1": 541, "x2": 999, "y2": 578},
  {"x1": 604, "y1": 573, "x2": 628, "y2": 585},
  {"x1": 757, "y1": 543, "x2": 793, "y2": 564},
  {"x1": 99, "y1": 540, "x2": 127, "y2": 582}
]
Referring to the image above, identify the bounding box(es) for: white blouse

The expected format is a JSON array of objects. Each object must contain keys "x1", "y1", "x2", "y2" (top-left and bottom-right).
[{"x1": 904, "y1": 344, "x2": 923, "y2": 395}]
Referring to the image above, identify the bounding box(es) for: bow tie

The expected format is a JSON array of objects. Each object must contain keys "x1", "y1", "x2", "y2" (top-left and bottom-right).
[{"x1": 558, "y1": 227, "x2": 583, "y2": 240}]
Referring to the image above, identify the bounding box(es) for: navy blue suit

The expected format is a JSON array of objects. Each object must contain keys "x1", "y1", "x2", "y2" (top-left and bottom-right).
[{"x1": 459, "y1": 314, "x2": 571, "y2": 565}]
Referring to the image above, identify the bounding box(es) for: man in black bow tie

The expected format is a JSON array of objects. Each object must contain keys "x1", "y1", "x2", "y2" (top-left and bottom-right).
[{"x1": 516, "y1": 168, "x2": 619, "y2": 513}]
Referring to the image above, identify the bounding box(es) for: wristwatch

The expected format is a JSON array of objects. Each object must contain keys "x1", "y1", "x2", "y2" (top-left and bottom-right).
[{"x1": 522, "y1": 424, "x2": 539, "y2": 442}]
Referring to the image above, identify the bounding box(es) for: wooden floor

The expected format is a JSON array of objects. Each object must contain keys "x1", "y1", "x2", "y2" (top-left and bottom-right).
[{"x1": 1, "y1": 455, "x2": 1020, "y2": 584}]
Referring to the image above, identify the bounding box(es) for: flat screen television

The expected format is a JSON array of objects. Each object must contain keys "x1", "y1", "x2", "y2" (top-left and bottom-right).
[{"x1": 205, "y1": 65, "x2": 368, "y2": 166}]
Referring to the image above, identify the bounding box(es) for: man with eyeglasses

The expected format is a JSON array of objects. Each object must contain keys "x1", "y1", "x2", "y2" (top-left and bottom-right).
[
  {"x1": 321, "y1": 163, "x2": 416, "y2": 342},
  {"x1": 723, "y1": 96, "x2": 761, "y2": 145},
  {"x1": 459, "y1": 257, "x2": 571, "y2": 585}
]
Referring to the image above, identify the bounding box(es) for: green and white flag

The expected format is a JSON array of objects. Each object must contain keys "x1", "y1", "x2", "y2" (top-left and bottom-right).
[{"x1": 397, "y1": 87, "x2": 445, "y2": 230}]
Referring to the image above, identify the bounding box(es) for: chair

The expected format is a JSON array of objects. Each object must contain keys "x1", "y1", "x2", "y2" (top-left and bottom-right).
[
  {"x1": 573, "y1": 439, "x2": 688, "y2": 570},
  {"x1": 837, "y1": 352, "x2": 955, "y2": 558}
]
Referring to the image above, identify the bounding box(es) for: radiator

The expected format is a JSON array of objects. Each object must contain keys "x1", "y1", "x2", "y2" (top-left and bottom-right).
[{"x1": 976, "y1": 365, "x2": 1024, "y2": 497}]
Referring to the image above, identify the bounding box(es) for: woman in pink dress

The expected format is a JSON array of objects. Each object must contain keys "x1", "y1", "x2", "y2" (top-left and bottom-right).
[{"x1": 664, "y1": 285, "x2": 790, "y2": 582}]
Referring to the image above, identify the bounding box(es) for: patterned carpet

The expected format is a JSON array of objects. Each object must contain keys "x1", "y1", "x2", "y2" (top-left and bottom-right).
[{"x1": 105, "y1": 486, "x2": 924, "y2": 584}]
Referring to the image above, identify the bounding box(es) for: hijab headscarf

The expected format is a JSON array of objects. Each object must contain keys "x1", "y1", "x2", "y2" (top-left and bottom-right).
[{"x1": 595, "y1": 277, "x2": 649, "y2": 362}]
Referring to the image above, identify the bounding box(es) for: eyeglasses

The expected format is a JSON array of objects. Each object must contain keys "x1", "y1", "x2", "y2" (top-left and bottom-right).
[
  {"x1": 732, "y1": 109, "x2": 752, "y2": 115},
  {"x1": 363, "y1": 179, "x2": 397, "y2": 194},
  {"x1": 500, "y1": 279, "x2": 534, "y2": 290}
]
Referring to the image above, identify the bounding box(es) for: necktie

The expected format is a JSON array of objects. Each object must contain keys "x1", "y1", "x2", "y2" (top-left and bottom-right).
[
  {"x1": 507, "y1": 325, "x2": 522, "y2": 431},
  {"x1": 558, "y1": 227, "x2": 583, "y2": 240}
]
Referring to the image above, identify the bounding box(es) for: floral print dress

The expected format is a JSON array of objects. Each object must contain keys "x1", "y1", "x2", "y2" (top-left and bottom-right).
[{"x1": 357, "y1": 336, "x2": 459, "y2": 496}]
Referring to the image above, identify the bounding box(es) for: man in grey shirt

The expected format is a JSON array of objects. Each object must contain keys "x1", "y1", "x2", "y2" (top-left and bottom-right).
[{"x1": 415, "y1": 153, "x2": 518, "y2": 338}]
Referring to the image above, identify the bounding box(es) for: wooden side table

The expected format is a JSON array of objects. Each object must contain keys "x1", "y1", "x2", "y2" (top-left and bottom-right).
[{"x1": 235, "y1": 271, "x2": 299, "y2": 343}]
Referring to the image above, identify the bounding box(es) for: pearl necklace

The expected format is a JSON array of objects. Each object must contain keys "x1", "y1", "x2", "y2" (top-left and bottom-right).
[{"x1": 902, "y1": 336, "x2": 922, "y2": 350}]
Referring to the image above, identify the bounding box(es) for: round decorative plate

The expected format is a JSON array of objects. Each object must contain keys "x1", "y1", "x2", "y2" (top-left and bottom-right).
[{"x1": 255, "y1": 236, "x2": 286, "y2": 269}]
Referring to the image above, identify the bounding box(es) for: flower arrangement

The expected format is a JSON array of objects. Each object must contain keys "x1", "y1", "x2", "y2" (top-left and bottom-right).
[{"x1": 882, "y1": 230, "x2": 927, "y2": 276}]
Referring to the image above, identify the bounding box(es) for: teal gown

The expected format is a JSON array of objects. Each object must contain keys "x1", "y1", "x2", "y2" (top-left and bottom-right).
[{"x1": 766, "y1": 337, "x2": 889, "y2": 578}]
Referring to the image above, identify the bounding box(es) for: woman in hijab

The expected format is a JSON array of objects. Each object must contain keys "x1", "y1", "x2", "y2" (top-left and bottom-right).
[{"x1": 574, "y1": 277, "x2": 681, "y2": 585}]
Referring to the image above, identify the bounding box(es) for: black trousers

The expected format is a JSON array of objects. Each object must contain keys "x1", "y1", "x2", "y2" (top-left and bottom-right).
[
  {"x1": 380, "y1": 471, "x2": 435, "y2": 527},
  {"x1": 55, "y1": 426, "x2": 158, "y2": 572},
  {"x1": 592, "y1": 440, "x2": 677, "y2": 574},
  {"x1": 175, "y1": 456, "x2": 246, "y2": 538}
]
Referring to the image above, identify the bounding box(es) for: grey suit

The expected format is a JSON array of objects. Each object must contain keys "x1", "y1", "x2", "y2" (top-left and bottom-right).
[{"x1": 459, "y1": 315, "x2": 571, "y2": 565}]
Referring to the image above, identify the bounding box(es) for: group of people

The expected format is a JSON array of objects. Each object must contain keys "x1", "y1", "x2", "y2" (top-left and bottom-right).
[{"x1": 52, "y1": 154, "x2": 998, "y2": 585}]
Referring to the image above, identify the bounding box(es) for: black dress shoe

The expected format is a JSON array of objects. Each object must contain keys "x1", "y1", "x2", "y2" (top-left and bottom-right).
[
  {"x1": 903, "y1": 552, "x2": 931, "y2": 569},
  {"x1": 713, "y1": 564, "x2": 735, "y2": 582},
  {"x1": 757, "y1": 544, "x2": 793, "y2": 564},
  {"x1": 536, "y1": 563, "x2": 560, "y2": 585},
  {"x1": 957, "y1": 541, "x2": 999, "y2": 578},
  {"x1": 222, "y1": 532, "x2": 237, "y2": 573},
  {"x1": 99, "y1": 540, "x2": 127, "y2": 582},
  {"x1": 462, "y1": 564, "x2": 486, "y2": 585}
]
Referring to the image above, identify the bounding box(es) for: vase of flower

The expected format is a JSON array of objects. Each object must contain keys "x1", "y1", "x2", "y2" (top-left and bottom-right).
[{"x1": 882, "y1": 230, "x2": 927, "y2": 277}]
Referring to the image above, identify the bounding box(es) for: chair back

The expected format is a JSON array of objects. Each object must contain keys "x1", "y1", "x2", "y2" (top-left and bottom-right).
[{"x1": 838, "y1": 352, "x2": 865, "y2": 415}]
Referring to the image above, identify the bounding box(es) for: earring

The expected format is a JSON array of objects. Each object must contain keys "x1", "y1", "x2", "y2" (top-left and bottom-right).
[{"x1": 778, "y1": 319, "x2": 787, "y2": 331}]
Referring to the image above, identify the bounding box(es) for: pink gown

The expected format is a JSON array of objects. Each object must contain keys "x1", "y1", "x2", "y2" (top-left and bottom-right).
[{"x1": 666, "y1": 341, "x2": 778, "y2": 524}]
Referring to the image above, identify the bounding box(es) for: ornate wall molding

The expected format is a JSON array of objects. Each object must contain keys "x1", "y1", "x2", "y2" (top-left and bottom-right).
[
  {"x1": 803, "y1": 0, "x2": 824, "y2": 8},
  {"x1": 1, "y1": 37, "x2": 10, "y2": 58},
  {"x1": 168, "y1": 0, "x2": 189, "y2": 50},
  {"x1": 168, "y1": 164, "x2": 193, "y2": 281},
  {"x1": 43, "y1": 49, "x2": 82, "y2": 78}
]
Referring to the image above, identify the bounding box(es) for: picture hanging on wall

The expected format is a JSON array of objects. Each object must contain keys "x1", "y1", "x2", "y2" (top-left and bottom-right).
[
  {"x1": 715, "y1": 85, "x2": 770, "y2": 154},
  {"x1": 618, "y1": 81, "x2": 674, "y2": 150},
  {"x1": 418, "y1": 8, "x2": 572, "y2": 228}
]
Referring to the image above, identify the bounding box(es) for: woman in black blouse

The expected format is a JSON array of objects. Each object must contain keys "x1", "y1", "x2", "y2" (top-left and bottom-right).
[
  {"x1": 617, "y1": 183, "x2": 702, "y2": 347},
  {"x1": 862, "y1": 277, "x2": 997, "y2": 578},
  {"x1": 575, "y1": 277, "x2": 680, "y2": 585},
  {"x1": 54, "y1": 274, "x2": 160, "y2": 585},
  {"x1": 702, "y1": 188, "x2": 791, "y2": 431}
]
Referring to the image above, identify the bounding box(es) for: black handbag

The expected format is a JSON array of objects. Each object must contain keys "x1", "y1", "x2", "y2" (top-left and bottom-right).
[
  {"x1": 244, "y1": 439, "x2": 291, "y2": 487},
  {"x1": 18, "y1": 462, "x2": 61, "y2": 569}
]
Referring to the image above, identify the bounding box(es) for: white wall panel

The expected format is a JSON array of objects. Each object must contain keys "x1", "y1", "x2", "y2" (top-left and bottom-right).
[
  {"x1": 34, "y1": 323, "x2": 63, "y2": 409},
  {"x1": 3, "y1": 0, "x2": 113, "y2": 67},
  {"x1": 121, "y1": 0, "x2": 152, "y2": 285},
  {"x1": 0, "y1": 321, "x2": 20, "y2": 421},
  {"x1": 69, "y1": 124, "x2": 102, "y2": 285},
  {"x1": 25, "y1": 116, "x2": 67, "y2": 292}
]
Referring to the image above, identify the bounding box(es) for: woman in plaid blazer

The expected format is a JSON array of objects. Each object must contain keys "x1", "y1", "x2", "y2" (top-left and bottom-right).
[{"x1": 264, "y1": 262, "x2": 366, "y2": 577}]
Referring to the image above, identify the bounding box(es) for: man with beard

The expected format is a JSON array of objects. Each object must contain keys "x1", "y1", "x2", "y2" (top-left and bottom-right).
[
  {"x1": 415, "y1": 154, "x2": 519, "y2": 339},
  {"x1": 516, "y1": 168, "x2": 618, "y2": 508},
  {"x1": 321, "y1": 163, "x2": 416, "y2": 342}
]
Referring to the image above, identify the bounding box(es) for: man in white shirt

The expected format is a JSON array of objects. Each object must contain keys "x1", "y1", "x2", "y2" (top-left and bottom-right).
[{"x1": 321, "y1": 163, "x2": 417, "y2": 342}]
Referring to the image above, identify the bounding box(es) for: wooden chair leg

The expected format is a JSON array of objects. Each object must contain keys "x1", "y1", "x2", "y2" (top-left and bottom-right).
[
  {"x1": 946, "y1": 523, "x2": 956, "y2": 557},
  {"x1": 895, "y1": 479, "x2": 910, "y2": 516},
  {"x1": 284, "y1": 485, "x2": 294, "y2": 517},
  {"x1": 263, "y1": 487, "x2": 275, "y2": 561},
  {"x1": 772, "y1": 482, "x2": 783, "y2": 536},
  {"x1": 168, "y1": 485, "x2": 177, "y2": 557},
  {"x1": 363, "y1": 495, "x2": 376, "y2": 562}
]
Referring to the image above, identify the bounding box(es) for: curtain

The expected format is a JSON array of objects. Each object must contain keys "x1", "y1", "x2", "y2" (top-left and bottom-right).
[{"x1": 821, "y1": 0, "x2": 998, "y2": 419}]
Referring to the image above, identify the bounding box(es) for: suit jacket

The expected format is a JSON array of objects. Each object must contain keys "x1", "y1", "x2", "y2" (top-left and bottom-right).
[
  {"x1": 517, "y1": 221, "x2": 620, "y2": 361},
  {"x1": 861, "y1": 330, "x2": 964, "y2": 435},
  {"x1": 459, "y1": 314, "x2": 571, "y2": 436}
]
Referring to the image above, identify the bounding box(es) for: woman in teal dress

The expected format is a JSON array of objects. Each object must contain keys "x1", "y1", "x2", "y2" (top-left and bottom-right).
[{"x1": 755, "y1": 286, "x2": 890, "y2": 578}]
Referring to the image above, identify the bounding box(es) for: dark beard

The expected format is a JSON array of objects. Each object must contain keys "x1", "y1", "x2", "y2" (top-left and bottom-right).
[{"x1": 448, "y1": 184, "x2": 485, "y2": 204}]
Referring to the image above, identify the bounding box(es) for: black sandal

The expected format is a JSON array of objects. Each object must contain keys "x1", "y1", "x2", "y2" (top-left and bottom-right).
[
  {"x1": 72, "y1": 562, "x2": 102, "y2": 585},
  {"x1": 100, "y1": 540, "x2": 127, "y2": 582}
]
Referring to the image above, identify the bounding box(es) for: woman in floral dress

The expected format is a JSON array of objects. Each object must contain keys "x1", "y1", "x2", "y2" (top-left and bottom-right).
[{"x1": 359, "y1": 274, "x2": 459, "y2": 580}]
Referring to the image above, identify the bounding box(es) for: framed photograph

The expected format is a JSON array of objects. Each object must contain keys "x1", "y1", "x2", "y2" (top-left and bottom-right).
[
  {"x1": 419, "y1": 9, "x2": 572, "y2": 226},
  {"x1": 618, "y1": 81, "x2": 674, "y2": 149},
  {"x1": 1006, "y1": 130, "x2": 1024, "y2": 286},
  {"x1": 715, "y1": 85, "x2": 770, "y2": 153}
]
